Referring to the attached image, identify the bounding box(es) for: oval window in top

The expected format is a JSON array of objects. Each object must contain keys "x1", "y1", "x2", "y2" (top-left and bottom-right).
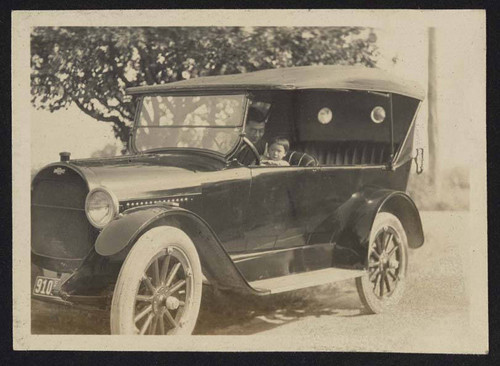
[
  {"x1": 317, "y1": 107, "x2": 333, "y2": 124},
  {"x1": 371, "y1": 106, "x2": 386, "y2": 124}
]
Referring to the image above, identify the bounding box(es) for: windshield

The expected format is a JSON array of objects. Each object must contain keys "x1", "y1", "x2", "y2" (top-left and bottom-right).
[{"x1": 134, "y1": 94, "x2": 246, "y2": 154}]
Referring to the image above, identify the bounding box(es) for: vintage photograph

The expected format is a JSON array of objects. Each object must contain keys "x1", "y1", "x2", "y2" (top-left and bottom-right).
[{"x1": 13, "y1": 10, "x2": 487, "y2": 352}]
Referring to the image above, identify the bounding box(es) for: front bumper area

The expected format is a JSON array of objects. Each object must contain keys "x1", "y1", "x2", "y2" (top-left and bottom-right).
[{"x1": 33, "y1": 248, "x2": 122, "y2": 299}]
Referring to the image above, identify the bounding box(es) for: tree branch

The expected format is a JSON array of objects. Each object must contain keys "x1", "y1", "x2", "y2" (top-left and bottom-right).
[{"x1": 74, "y1": 98, "x2": 129, "y2": 125}]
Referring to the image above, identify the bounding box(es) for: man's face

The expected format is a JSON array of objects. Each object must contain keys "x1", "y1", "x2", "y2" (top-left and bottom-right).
[{"x1": 245, "y1": 121, "x2": 265, "y2": 144}]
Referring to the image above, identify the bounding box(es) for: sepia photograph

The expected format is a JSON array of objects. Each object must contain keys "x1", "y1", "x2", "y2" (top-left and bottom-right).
[{"x1": 12, "y1": 10, "x2": 487, "y2": 352}]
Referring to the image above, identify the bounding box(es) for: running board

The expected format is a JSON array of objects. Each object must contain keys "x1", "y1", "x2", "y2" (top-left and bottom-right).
[{"x1": 249, "y1": 268, "x2": 364, "y2": 294}]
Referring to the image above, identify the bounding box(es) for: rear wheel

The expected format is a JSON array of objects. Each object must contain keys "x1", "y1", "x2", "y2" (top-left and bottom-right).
[
  {"x1": 110, "y1": 226, "x2": 202, "y2": 335},
  {"x1": 356, "y1": 212, "x2": 408, "y2": 314}
]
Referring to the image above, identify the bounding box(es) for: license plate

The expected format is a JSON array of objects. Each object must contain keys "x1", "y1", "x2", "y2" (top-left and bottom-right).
[{"x1": 33, "y1": 276, "x2": 60, "y2": 298}]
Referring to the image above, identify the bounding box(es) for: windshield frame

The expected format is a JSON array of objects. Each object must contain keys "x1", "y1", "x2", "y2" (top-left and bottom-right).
[{"x1": 131, "y1": 91, "x2": 250, "y2": 158}]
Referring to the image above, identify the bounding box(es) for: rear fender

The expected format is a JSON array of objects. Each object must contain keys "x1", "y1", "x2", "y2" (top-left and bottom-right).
[
  {"x1": 95, "y1": 205, "x2": 265, "y2": 295},
  {"x1": 311, "y1": 189, "x2": 424, "y2": 268}
]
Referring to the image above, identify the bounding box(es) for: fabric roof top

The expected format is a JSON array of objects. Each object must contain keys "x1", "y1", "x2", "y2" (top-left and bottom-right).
[{"x1": 127, "y1": 65, "x2": 426, "y2": 100}]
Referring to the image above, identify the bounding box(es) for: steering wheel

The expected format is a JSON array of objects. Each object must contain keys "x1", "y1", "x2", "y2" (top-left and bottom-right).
[{"x1": 236, "y1": 137, "x2": 261, "y2": 165}]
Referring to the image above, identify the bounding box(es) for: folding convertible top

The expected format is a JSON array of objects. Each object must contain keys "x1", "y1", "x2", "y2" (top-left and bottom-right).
[{"x1": 126, "y1": 65, "x2": 426, "y2": 100}]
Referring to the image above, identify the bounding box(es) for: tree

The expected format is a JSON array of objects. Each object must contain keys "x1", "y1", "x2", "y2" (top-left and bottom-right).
[
  {"x1": 90, "y1": 143, "x2": 119, "y2": 158},
  {"x1": 31, "y1": 27, "x2": 378, "y2": 149}
]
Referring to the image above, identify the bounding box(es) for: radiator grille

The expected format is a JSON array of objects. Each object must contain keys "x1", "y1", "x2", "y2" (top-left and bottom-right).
[{"x1": 31, "y1": 167, "x2": 97, "y2": 263}]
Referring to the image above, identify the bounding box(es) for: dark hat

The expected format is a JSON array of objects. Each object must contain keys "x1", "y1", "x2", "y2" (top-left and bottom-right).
[{"x1": 247, "y1": 107, "x2": 266, "y2": 123}]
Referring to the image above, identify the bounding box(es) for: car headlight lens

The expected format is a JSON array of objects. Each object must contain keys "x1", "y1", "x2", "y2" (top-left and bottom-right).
[{"x1": 85, "y1": 188, "x2": 118, "y2": 228}]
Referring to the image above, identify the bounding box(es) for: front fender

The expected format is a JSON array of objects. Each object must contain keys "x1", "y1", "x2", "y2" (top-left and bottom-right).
[
  {"x1": 95, "y1": 205, "x2": 176, "y2": 256},
  {"x1": 95, "y1": 204, "x2": 266, "y2": 296},
  {"x1": 59, "y1": 205, "x2": 183, "y2": 297}
]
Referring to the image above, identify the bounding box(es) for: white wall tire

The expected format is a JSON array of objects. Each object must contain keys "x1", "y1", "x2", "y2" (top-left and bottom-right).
[
  {"x1": 110, "y1": 226, "x2": 202, "y2": 335},
  {"x1": 356, "y1": 212, "x2": 409, "y2": 314}
]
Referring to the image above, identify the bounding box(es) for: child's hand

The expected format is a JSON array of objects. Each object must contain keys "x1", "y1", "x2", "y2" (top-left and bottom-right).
[{"x1": 261, "y1": 159, "x2": 279, "y2": 166}]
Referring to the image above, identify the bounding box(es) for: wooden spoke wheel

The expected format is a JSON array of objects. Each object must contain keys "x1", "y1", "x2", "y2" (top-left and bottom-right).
[
  {"x1": 111, "y1": 226, "x2": 202, "y2": 335},
  {"x1": 356, "y1": 212, "x2": 408, "y2": 314}
]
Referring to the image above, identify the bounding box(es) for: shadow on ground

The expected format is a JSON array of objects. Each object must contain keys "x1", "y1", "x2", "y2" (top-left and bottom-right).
[
  {"x1": 194, "y1": 280, "x2": 365, "y2": 335},
  {"x1": 31, "y1": 280, "x2": 365, "y2": 335}
]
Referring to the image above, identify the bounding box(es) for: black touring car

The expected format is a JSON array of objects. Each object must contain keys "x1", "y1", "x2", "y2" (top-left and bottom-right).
[{"x1": 31, "y1": 66, "x2": 425, "y2": 335}]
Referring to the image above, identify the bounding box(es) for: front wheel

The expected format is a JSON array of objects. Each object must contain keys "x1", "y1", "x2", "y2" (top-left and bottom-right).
[
  {"x1": 110, "y1": 226, "x2": 202, "y2": 335},
  {"x1": 356, "y1": 212, "x2": 408, "y2": 314}
]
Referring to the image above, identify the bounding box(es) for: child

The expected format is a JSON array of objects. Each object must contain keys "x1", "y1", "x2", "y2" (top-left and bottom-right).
[{"x1": 261, "y1": 137, "x2": 290, "y2": 166}]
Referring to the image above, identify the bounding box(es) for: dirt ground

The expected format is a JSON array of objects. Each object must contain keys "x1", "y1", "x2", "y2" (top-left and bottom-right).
[{"x1": 31, "y1": 211, "x2": 483, "y2": 352}]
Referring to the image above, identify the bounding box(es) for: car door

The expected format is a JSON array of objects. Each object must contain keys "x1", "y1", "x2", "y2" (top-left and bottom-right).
[
  {"x1": 243, "y1": 166, "x2": 308, "y2": 252},
  {"x1": 201, "y1": 166, "x2": 252, "y2": 253}
]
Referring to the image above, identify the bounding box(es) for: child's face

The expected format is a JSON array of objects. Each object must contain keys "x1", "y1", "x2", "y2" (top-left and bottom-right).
[{"x1": 268, "y1": 143, "x2": 286, "y2": 161}]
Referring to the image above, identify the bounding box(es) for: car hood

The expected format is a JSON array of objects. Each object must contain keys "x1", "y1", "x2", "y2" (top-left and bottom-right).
[{"x1": 67, "y1": 153, "x2": 226, "y2": 201}]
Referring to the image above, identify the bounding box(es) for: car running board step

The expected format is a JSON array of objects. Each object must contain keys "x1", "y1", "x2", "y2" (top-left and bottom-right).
[{"x1": 248, "y1": 268, "x2": 364, "y2": 294}]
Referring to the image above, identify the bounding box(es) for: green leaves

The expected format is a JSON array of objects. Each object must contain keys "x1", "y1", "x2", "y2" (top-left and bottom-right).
[{"x1": 31, "y1": 26, "x2": 378, "y2": 147}]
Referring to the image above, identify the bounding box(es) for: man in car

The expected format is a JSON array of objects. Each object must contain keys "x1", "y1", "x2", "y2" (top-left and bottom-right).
[{"x1": 238, "y1": 107, "x2": 268, "y2": 165}]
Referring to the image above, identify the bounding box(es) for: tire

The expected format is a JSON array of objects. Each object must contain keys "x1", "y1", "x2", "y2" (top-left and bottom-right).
[
  {"x1": 356, "y1": 212, "x2": 408, "y2": 314},
  {"x1": 110, "y1": 226, "x2": 202, "y2": 335}
]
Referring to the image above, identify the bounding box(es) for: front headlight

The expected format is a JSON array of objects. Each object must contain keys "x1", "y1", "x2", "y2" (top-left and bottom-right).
[{"x1": 85, "y1": 187, "x2": 119, "y2": 229}]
